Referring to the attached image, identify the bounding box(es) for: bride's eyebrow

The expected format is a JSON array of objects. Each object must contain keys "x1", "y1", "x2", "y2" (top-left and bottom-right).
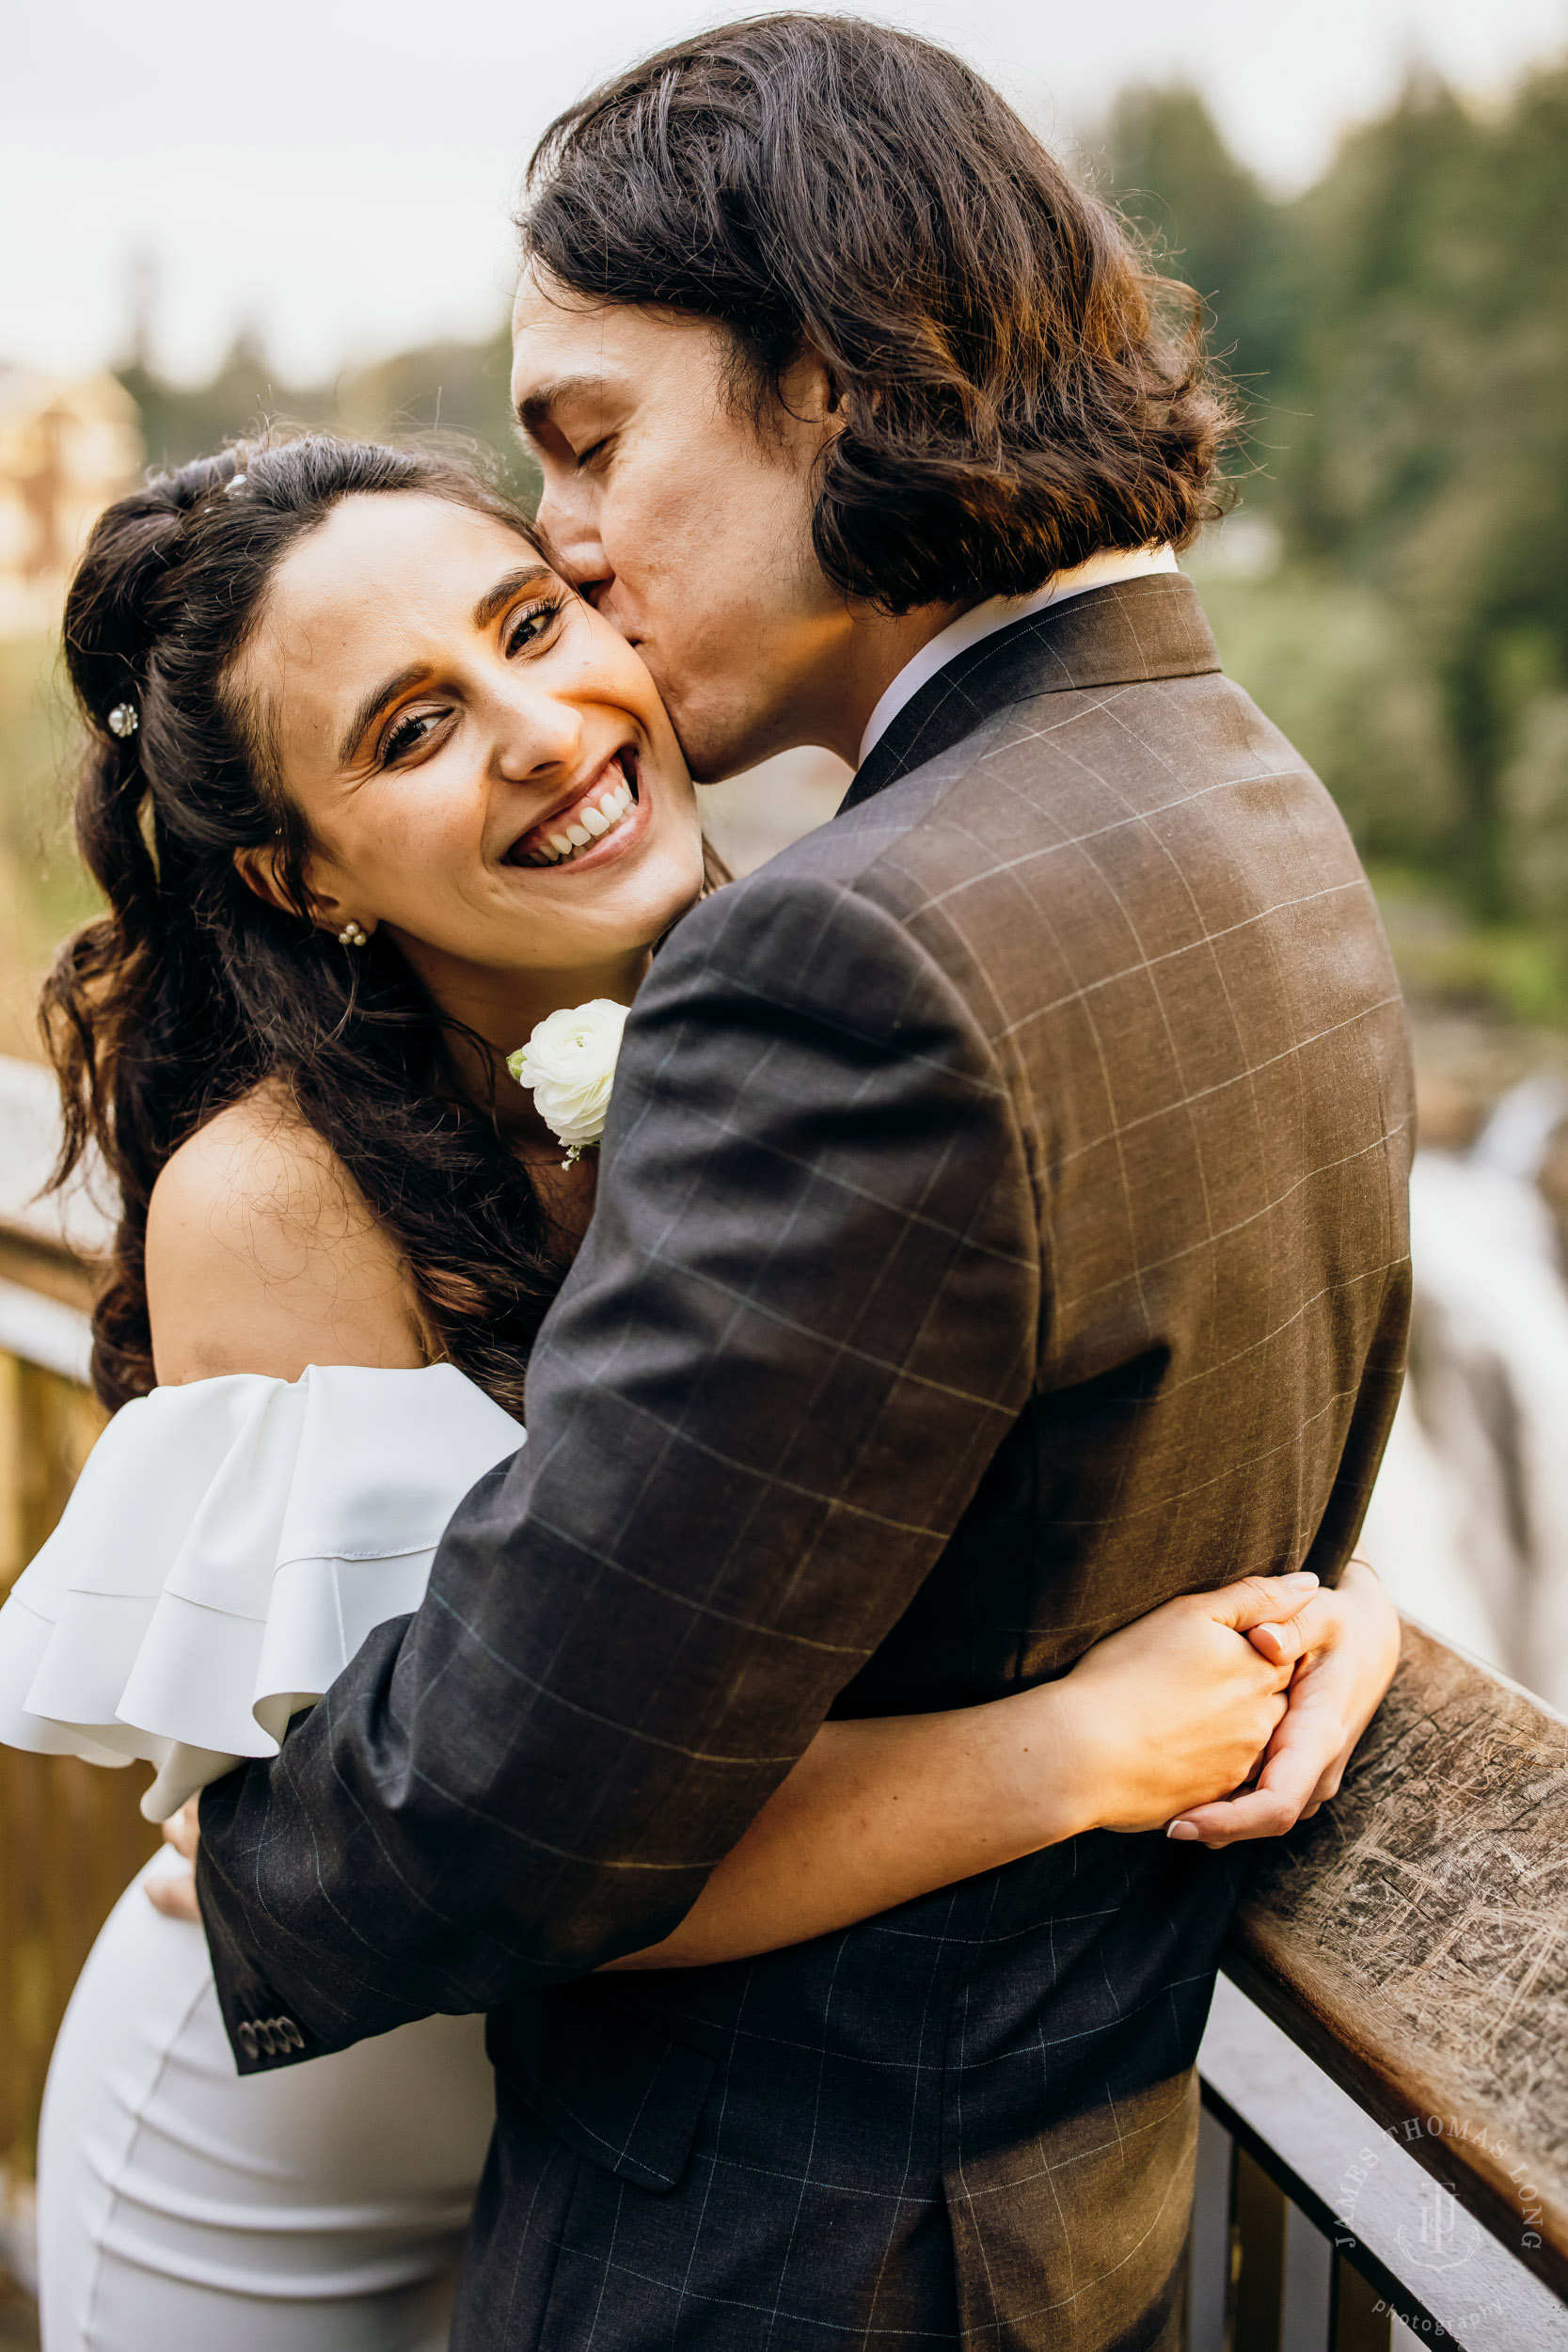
[
  {"x1": 470, "y1": 563, "x2": 559, "y2": 630},
  {"x1": 340, "y1": 663, "x2": 427, "y2": 766}
]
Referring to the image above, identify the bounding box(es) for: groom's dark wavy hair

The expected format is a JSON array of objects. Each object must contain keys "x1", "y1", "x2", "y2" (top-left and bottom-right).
[
  {"x1": 44, "y1": 432, "x2": 590, "y2": 1419},
  {"x1": 521, "y1": 14, "x2": 1235, "y2": 611}
]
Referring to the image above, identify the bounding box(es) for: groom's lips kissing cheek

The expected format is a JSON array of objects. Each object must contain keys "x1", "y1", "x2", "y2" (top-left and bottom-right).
[{"x1": 503, "y1": 746, "x2": 643, "y2": 872}]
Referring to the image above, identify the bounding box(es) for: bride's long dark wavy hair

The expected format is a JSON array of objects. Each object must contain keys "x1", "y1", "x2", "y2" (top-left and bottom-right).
[{"x1": 46, "y1": 431, "x2": 603, "y2": 1419}]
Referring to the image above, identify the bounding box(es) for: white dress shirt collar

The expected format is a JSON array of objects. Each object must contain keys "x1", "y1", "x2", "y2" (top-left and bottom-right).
[{"x1": 857, "y1": 545, "x2": 1180, "y2": 770}]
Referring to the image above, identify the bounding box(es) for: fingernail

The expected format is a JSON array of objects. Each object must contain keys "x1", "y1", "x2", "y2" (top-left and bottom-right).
[
  {"x1": 1166, "y1": 1821, "x2": 1199, "y2": 1840},
  {"x1": 1280, "y1": 1571, "x2": 1319, "y2": 1586}
]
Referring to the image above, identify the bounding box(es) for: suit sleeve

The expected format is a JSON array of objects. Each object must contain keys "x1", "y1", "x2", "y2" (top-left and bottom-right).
[{"x1": 198, "y1": 867, "x2": 1039, "y2": 2066}]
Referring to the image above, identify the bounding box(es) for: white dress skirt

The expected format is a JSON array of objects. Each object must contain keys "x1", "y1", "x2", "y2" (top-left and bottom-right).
[{"x1": 0, "y1": 1363, "x2": 526, "y2": 2352}]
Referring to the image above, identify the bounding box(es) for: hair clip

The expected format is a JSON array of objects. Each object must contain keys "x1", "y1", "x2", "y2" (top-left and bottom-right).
[
  {"x1": 225, "y1": 472, "x2": 248, "y2": 496},
  {"x1": 106, "y1": 703, "x2": 139, "y2": 739}
]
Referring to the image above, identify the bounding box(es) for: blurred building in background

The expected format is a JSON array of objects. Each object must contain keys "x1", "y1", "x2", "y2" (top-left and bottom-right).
[{"x1": 0, "y1": 371, "x2": 140, "y2": 641}]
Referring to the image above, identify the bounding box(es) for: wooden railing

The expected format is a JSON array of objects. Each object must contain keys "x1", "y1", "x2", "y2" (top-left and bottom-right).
[
  {"x1": 0, "y1": 1216, "x2": 158, "y2": 2203},
  {"x1": 1195, "y1": 1623, "x2": 1568, "y2": 2348}
]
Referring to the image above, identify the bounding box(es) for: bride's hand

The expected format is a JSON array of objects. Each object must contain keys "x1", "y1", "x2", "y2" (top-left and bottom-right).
[
  {"x1": 145, "y1": 1797, "x2": 202, "y2": 1923},
  {"x1": 1167, "y1": 1555, "x2": 1400, "y2": 1848},
  {"x1": 1053, "y1": 1572, "x2": 1323, "y2": 1838}
]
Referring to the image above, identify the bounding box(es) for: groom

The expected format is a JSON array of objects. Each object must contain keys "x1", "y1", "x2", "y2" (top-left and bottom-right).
[{"x1": 197, "y1": 18, "x2": 1412, "y2": 2348}]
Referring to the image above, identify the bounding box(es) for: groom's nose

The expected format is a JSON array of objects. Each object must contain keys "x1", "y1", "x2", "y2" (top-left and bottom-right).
[{"x1": 537, "y1": 482, "x2": 613, "y2": 610}]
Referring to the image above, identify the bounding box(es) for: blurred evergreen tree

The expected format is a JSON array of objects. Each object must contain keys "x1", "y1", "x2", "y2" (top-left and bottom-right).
[
  {"x1": 334, "y1": 327, "x2": 531, "y2": 494},
  {"x1": 1097, "y1": 60, "x2": 1568, "y2": 933},
  {"x1": 117, "y1": 323, "x2": 535, "y2": 500},
  {"x1": 119, "y1": 325, "x2": 331, "y2": 474},
  {"x1": 1098, "y1": 87, "x2": 1287, "y2": 403}
]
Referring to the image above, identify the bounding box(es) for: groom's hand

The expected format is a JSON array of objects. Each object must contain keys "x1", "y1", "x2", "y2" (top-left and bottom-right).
[
  {"x1": 145, "y1": 1796, "x2": 202, "y2": 1923},
  {"x1": 1166, "y1": 1557, "x2": 1400, "y2": 1847}
]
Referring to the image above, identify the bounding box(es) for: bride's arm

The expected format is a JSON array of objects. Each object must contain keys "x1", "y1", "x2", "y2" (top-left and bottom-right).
[
  {"x1": 606, "y1": 1565, "x2": 1397, "y2": 1970},
  {"x1": 155, "y1": 1564, "x2": 1395, "y2": 1946}
]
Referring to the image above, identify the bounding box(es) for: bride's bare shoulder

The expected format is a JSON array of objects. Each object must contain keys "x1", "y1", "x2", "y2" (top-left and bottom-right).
[{"x1": 145, "y1": 1080, "x2": 426, "y2": 1386}]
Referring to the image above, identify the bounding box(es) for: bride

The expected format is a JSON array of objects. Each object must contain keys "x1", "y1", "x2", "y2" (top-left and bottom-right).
[{"x1": 0, "y1": 432, "x2": 1385, "y2": 2350}]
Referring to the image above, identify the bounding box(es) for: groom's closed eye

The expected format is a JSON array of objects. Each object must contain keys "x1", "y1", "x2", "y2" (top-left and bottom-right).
[{"x1": 515, "y1": 376, "x2": 625, "y2": 471}]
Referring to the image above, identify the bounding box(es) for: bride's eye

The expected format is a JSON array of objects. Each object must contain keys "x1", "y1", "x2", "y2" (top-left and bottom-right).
[
  {"x1": 380, "y1": 708, "x2": 444, "y2": 766},
  {"x1": 505, "y1": 596, "x2": 564, "y2": 658}
]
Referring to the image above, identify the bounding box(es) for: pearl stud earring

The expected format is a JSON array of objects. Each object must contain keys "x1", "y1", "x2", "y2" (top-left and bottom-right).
[{"x1": 338, "y1": 920, "x2": 370, "y2": 948}]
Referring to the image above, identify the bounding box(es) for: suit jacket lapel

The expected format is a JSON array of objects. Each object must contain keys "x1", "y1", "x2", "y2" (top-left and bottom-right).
[{"x1": 841, "y1": 571, "x2": 1223, "y2": 814}]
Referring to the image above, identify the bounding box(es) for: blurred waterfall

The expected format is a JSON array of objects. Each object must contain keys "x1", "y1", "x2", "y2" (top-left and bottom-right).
[{"x1": 1361, "y1": 1077, "x2": 1568, "y2": 1708}]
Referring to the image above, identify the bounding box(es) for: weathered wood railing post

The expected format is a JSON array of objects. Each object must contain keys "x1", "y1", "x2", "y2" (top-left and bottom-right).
[
  {"x1": 1196, "y1": 1618, "x2": 1568, "y2": 2348},
  {"x1": 0, "y1": 1057, "x2": 159, "y2": 2273}
]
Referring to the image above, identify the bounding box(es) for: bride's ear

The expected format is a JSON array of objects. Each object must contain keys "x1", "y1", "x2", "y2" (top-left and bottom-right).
[{"x1": 232, "y1": 843, "x2": 341, "y2": 935}]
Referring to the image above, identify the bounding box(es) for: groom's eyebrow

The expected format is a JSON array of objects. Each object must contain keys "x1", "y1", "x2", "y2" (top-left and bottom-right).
[{"x1": 515, "y1": 374, "x2": 604, "y2": 436}]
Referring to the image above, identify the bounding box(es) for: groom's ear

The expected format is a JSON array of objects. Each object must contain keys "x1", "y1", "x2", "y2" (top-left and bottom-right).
[{"x1": 775, "y1": 342, "x2": 848, "y2": 437}]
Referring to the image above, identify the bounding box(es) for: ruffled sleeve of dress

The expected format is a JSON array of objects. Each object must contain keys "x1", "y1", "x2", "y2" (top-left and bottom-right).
[{"x1": 0, "y1": 1362, "x2": 522, "y2": 1822}]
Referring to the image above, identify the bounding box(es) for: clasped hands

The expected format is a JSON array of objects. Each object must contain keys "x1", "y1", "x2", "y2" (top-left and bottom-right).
[{"x1": 1057, "y1": 1554, "x2": 1401, "y2": 1849}]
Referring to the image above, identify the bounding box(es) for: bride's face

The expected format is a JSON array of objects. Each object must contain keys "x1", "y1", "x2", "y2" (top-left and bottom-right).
[{"x1": 235, "y1": 493, "x2": 704, "y2": 1000}]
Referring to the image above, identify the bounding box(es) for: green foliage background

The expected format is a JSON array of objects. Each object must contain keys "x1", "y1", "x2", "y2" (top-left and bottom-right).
[
  {"x1": 1096, "y1": 61, "x2": 1568, "y2": 1019},
  {"x1": 6, "y1": 57, "x2": 1567, "y2": 1040}
]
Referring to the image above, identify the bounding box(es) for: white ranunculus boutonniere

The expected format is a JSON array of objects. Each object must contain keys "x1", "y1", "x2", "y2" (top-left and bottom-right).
[{"x1": 507, "y1": 998, "x2": 628, "y2": 1165}]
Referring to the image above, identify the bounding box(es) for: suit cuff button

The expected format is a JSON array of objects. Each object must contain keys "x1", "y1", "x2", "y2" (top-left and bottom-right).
[{"x1": 238, "y1": 2014, "x2": 306, "y2": 2061}]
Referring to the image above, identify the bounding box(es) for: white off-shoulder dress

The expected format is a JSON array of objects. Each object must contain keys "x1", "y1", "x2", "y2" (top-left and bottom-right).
[{"x1": 0, "y1": 1362, "x2": 524, "y2": 2352}]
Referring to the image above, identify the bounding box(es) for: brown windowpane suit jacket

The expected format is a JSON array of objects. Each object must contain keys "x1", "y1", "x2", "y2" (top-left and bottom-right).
[{"x1": 199, "y1": 574, "x2": 1414, "y2": 2350}]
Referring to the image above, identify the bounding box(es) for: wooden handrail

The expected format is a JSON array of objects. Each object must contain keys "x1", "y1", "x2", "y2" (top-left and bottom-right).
[
  {"x1": 0, "y1": 1055, "x2": 113, "y2": 1322},
  {"x1": 0, "y1": 1331, "x2": 153, "y2": 2192},
  {"x1": 1226, "y1": 1615, "x2": 1568, "y2": 2301}
]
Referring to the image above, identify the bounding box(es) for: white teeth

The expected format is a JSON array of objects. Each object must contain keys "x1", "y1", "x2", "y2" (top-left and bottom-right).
[{"x1": 521, "y1": 768, "x2": 638, "y2": 866}]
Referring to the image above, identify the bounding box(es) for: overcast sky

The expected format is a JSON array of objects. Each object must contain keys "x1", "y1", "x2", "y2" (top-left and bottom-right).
[{"x1": 6, "y1": 0, "x2": 1566, "y2": 385}]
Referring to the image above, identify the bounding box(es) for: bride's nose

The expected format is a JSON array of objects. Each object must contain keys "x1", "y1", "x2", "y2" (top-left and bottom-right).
[{"x1": 492, "y1": 685, "x2": 584, "y2": 786}]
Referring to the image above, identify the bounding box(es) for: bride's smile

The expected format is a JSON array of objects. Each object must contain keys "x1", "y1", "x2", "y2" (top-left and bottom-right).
[
  {"x1": 503, "y1": 747, "x2": 640, "y2": 868},
  {"x1": 231, "y1": 489, "x2": 705, "y2": 1045}
]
